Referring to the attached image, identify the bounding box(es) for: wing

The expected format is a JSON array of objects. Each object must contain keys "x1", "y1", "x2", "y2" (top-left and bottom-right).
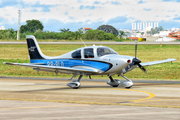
[
  {"x1": 140, "y1": 58, "x2": 177, "y2": 67},
  {"x1": 3, "y1": 62, "x2": 104, "y2": 74}
]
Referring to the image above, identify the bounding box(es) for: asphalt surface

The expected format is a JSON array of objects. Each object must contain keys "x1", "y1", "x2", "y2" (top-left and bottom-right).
[
  {"x1": 0, "y1": 77, "x2": 180, "y2": 120},
  {"x1": 1, "y1": 100, "x2": 180, "y2": 120}
]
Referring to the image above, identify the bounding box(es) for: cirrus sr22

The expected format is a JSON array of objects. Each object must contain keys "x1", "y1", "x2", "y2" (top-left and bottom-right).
[{"x1": 3, "y1": 35, "x2": 177, "y2": 89}]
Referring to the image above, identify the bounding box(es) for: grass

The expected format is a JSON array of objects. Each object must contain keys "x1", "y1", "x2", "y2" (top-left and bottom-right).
[
  {"x1": 0, "y1": 39, "x2": 117, "y2": 42},
  {"x1": 0, "y1": 44, "x2": 179, "y2": 80}
]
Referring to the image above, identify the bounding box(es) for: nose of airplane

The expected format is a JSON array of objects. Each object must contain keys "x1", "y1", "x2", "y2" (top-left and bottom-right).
[
  {"x1": 117, "y1": 57, "x2": 131, "y2": 68},
  {"x1": 132, "y1": 57, "x2": 141, "y2": 64}
]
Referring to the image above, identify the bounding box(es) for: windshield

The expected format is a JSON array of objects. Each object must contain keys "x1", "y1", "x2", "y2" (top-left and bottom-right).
[{"x1": 97, "y1": 48, "x2": 117, "y2": 57}]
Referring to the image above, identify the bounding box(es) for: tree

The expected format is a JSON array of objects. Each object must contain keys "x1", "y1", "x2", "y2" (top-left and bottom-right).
[
  {"x1": 83, "y1": 29, "x2": 116, "y2": 40},
  {"x1": 151, "y1": 28, "x2": 156, "y2": 35},
  {"x1": 59, "y1": 28, "x2": 70, "y2": 33},
  {"x1": 74, "y1": 30, "x2": 83, "y2": 40},
  {"x1": 20, "y1": 19, "x2": 44, "y2": 33},
  {"x1": 148, "y1": 26, "x2": 164, "y2": 35},
  {"x1": 20, "y1": 25, "x2": 28, "y2": 33},
  {"x1": 154, "y1": 27, "x2": 160, "y2": 33},
  {"x1": 119, "y1": 31, "x2": 126, "y2": 39},
  {"x1": 97, "y1": 25, "x2": 118, "y2": 36},
  {"x1": 159, "y1": 26, "x2": 164, "y2": 31}
]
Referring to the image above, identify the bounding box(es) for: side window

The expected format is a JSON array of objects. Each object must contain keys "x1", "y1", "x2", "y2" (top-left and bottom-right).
[
  {"x1": 97, "y1": 48, "x2": 105, "y2": 57},
  {"x1": 72, "y1": 50, "x2": 81, "y2": 58},
  {"x1": 97, "y1": 48, "x2": 116, "y2": 57},
  {"x1": 84, "y1": 48, "x2": 94, "y2": 58}
]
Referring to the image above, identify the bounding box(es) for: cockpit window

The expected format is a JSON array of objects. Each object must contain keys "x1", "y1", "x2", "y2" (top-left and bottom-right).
[
  {"x1": 84, "y1": 48, "x2": 94, "y2": 58},
  {"x1": 97, "y1": 48, "x2": 117, "y2": 57},
  {"x1": 72, "y1": 50, "x2": 81, "y2": 58}
]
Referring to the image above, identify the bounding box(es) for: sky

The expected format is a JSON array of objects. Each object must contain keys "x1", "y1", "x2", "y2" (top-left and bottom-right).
[{"x1": 0, "y1": 0, "x2": 180, "y2": 32}]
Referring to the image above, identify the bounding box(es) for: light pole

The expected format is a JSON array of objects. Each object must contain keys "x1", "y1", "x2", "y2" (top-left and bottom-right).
[{"x1": 17, "y1": 9, "x2": 21, "y2": 40}]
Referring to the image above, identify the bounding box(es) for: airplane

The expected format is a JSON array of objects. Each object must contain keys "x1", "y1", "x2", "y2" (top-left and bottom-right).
[{"x1": 3, "y1": 35, "x2": 176, "y2": 89}]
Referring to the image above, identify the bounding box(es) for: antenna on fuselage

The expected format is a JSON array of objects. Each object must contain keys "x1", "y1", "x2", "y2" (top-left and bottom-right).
[{"x1": 80, "y1": 38, "x2": 87, "y2": 47}]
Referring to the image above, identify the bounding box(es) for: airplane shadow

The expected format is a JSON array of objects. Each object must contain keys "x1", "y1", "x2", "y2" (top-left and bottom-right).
[
  {"x1": 12, "y1": 83, "x2": 162, "y2": 93},
  {"x1": 13, "y1": 85, "x2": 112, "y2": 93}
]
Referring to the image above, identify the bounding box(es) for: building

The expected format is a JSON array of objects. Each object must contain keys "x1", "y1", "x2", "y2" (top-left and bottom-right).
[
  {"x1": 137, "y1": 23, "x2": 140, "y2": 30},
  {"x1": 79, "y1": 27, "x2": 92, "y2": 33},
  {"x1": 154, "y1": 22, "x2": 158, "y2": 28},
  {"x1": 171, "y1": 28, "x2": 179, "y2": 32},
  {"x1": 158, "y1": 31, "x2": 171, "y2": 37},
  {"x1": 132, "y1": 23, "x2": 136, "y2": 30},
  {"x1": 156, "y1": 37, "x2": 176, "y2": 42},
  {"x1": 132, "y1": 22, "x2": 158, "y2": 31},
  {"x1": 139, "y1": 23, "x2": 142, "y2": 30},
  {"x1": 167, "y1": 31, "x2": 180, "y2": 40},
  {"x1": 127, "y1": 37, "x2": 138, "y2": 41},
  {"x1": 0, "y1": 26, "x2": 5, "y2": 30}
]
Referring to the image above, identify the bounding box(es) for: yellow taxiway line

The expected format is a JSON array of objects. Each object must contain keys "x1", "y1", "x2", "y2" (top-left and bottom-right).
[{"x1": 121, "y1": 89, "x2": 155, "y2": 103}]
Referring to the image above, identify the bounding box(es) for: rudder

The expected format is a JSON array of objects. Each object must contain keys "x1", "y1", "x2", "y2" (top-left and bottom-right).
[{"x1": 26, "y1": 35, "x2": 45, "y2": 60}]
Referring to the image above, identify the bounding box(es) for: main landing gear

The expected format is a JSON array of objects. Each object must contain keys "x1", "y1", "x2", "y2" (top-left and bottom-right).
[
  {"x1": 67, "y1": 75, "x2": 83, "y2": 89},
  {"x1": 67, "y1": 74, "x2": 133, "y2": 89},
  {"x1": 107, "y1": 75, "x2": 133, "y2": 89}
]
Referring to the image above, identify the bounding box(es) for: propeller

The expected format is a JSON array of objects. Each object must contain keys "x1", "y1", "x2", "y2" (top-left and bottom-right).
[{"x1": 132, "y1": 41, "x2": 147, "y2": 73}]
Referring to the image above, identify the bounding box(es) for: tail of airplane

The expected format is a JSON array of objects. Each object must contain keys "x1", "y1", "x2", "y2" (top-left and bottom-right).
[{"x1": 26, "y1": 35, "x2": 46, "y2": 61}]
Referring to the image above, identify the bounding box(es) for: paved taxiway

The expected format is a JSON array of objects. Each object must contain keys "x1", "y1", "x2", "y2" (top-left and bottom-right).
[{"x1": 0, "y1": 77, "x2": 180, "y2": 119}]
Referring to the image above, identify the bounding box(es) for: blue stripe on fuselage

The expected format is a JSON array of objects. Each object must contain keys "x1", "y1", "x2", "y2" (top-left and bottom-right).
[{"x1": 30, "y1": 59, "x2": 111, "y2": 72}]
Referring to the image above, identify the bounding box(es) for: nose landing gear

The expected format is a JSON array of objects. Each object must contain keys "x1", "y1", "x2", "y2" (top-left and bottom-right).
[
  {"x1": 67, "y1": 75, "x2": 83, "y2": 89},
  {"x1": 107, "y1": 76, "x2": 121, "y2": 87},
  {"x1": 107, "y1": 75, "x2": 133, "y2": 89}
]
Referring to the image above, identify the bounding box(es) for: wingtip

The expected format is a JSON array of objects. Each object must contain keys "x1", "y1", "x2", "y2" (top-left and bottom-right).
[{"x1": 167, "y1": 58, "x2": 177, "y2": 61}]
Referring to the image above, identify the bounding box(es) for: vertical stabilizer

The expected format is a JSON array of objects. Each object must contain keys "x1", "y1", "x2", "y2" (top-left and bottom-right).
[{"x1": 26, "y1": 35, "x2": 45, "y2": 60}]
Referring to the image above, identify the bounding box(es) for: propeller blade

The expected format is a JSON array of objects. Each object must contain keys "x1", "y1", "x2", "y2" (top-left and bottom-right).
[
  {"x1": 138, "y1": 63, "x2": 147, "y2": 74},
  {"x1": 135, "y1": 41, "x2": 138, "y2": 58},
  {"x1": 133, "y1": 41, "x2": 147, "y2": 73},
  {"x1": 132, "y1": 58, "x2": 147, "y2": 74}
]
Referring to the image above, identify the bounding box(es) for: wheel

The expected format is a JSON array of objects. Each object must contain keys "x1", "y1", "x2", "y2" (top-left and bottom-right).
[
  {"x1": 67, "y1": 82, "x2": 81, "y2": 89},
  {"x1": 112, "y1": 85, "x2": 119, "y2": 87},
  {"x1": 72, "y1": 84, "x2": 80, "y2": 89},
  {"x1": 73, "y1": 87, "x2": 79, "y2": 89},
  {"x1": 107, "y1": 79, "x2": 120, "y2": 87},
  {"x1": 125, "y1": 87, "x2": 131, "y2": 89}
]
